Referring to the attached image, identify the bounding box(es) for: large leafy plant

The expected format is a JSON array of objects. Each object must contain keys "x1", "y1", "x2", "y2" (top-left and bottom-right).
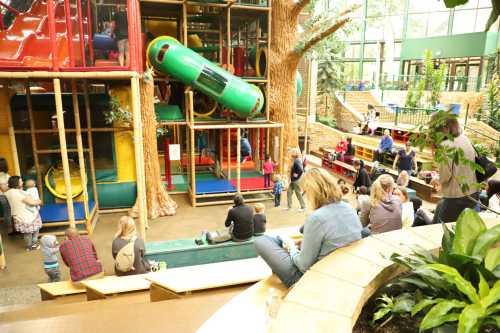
[{"x1": 373, "y1": 209, "x2": 500, "y2": 333}]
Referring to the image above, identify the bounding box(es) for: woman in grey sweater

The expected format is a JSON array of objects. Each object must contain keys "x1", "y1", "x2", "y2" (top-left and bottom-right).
[
  {"x1": 112, "y1": 216, "x2": 151, "y2": 276},
  {"x1": 254, "y1": 168, "x2": 362, "y2": 287}
]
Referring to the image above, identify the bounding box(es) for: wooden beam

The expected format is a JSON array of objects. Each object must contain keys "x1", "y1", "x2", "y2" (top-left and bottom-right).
[
  {"x1": 6, "y1": 91, "x2": 20, "y2": 176},
  {"x1": 130, "y1": 77, "x2": 148, "y2": 240},
  {"x1": 192, "y1": 122, "x2": 283, "y2": 130},
  {"x1": 53, "y1": 78, "x2": 76, "y2": 227},
  {"x1": 190, "y1": 122, "x2": 196, "y2": 206},
  {"x1": 25, "y1": 82, "x2": 43, "y2": 201},
  {"x1": 236, "y1": 128, "x2": 241, "y2": 192},
  {"x1": 227, "y1": 128, "x2": 231, "y2": 179},
  {"x1": 279, "y1": 127, "x2": 284, "y2": 174},
  {"x1": 71, "y1": 80, "x2": 90, "y2": 232},
  {"x1": 0, "y1": 71, "x2": 137, "y2": 79}
]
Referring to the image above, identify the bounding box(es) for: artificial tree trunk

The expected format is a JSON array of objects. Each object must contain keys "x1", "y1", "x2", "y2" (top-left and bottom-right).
[
  {"x1": 269, "y1": 0, "x2": 352, "y2": 162},
  {"x1": 131, "y1": 78, "x2": 177, "y2": 219}
]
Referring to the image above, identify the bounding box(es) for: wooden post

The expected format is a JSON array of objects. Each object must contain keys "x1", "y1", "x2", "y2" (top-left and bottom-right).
[
  {"x1": 25, "y1": 82, "x2": 43, "y2": 201},
  {"x1": 53, "y1": 78, "x2": 76, "y2": 227},
  {"x1": 236, "y1": 128, "x2": 241, "y2": 192},
  {"x1": 226, "y1": 7, "x2": 231, "y2": 68},
  {"x1": 6, "y1": 91, "x2": 20, "y2": 176},
  {"x1": 130, "y1": 77, "x2": 147, "y2": 240},
  {"x1": 219, "y1": 128, "x2": 223, "y2": 165},
  {"x1": 182, "y1": 1, "x2": 188, "y2": 46},
  {"x1": 255, "y1": 127, "x2": 260, "y2": 170},
  {"x1": 190, "y1": 126, "x2": 196, "y2": 206},
  {"x1": 83, "y1": 81, "x2": 99, "y2": 208},
  {"x1": 227, "y1": 128, "x2": 231, "y2": 179},
  {"x1": 71, "y1": 80, "x2": 90, "y2": 227}
]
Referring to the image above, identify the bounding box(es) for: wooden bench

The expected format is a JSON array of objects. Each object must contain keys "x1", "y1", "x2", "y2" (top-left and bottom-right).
[
  {"x1": 38, "y1": 281, "x2": 86, "y2": 301},
  {"x1": 332, "y1": 160, "x2": 356, "y2": 181},
  {"x1": 147, "y1": 257, "x2": 272, "y2": 302},
  {"x1": 80, "y1": 274, "x2": 152, "y2": 301}
]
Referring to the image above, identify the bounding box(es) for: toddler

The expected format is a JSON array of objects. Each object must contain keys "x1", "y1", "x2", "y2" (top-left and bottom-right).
[
  {"x1": 40, "y1": 235, "x2": 61, "y2": 282},
  {"x1": 253, "y1": 203, "x2": 267, "y2": 236},
  {"x1": 262, "y1": 155, "x2": 276, "y2": 188},
  {"x1": 356, "y1": 186, "x2": 370, "y2": 213},
  {"x1": 272, "y1": 175, "x2": 283, "y2": 207},
  {"x1": 25, "y1": 179, "x2": 40, "y2": 213}
]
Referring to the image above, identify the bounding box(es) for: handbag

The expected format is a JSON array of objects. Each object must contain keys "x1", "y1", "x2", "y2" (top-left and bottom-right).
[{"x1": 474, "y1": 147, "x2": 497, "y2": 183}]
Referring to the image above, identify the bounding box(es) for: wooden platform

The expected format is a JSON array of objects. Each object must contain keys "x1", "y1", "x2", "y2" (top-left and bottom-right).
[{"x1": 148, "y1": 257, "x2": 272, "y2": 302}]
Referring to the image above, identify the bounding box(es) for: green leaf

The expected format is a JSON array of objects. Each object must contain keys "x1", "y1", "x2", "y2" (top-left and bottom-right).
[
  {"x1": 481, "y1": 280, "x2": 500, "y2": 308},
  {"x1": 452, "y1": 209, "x2": 486, "y2": 256},
  {"x1": 414, "y1": 267, "x2": 451, "y2": 291},
  {"x1": 420, "y1": 300, "x2": 465, "y2": 331},
  {"x1": 443, "y1": 0, "x2": 470, "y2": 9},
  {"x1": 400, "y1": 276, "x2": 433, "y2": 290},
  {"x1": 457, "y1": 304, "x2": 485, "y2": 333},
  {"x1": 484, "y1": 315, "x2": 500, "y2": 328},
  {"x1": 412, "y1": 298, "x2": 444, "y2": 316},
  {"x1": 478, "y1": 271, "x2": 490, "y2": 299},
  {"x1": 393, "y1": 293, "x2": 416, "y2": 313},
  {"x1": 425, "y1": 264, "x2": 480, "y2": 303},
  {"x1": 372, "y1": 307, "x2": 392, "y2": 323},
  {"x1": 486, "y1": 303, "x2": 500, "y2": 316},
  {"x1": 471, "y1": 224, "x2": 500, "y2": 259}
]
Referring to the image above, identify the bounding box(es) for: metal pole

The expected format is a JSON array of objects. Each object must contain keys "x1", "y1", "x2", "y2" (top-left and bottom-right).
[
  {"x1": 76, "y1": 0, "x2": 86, "y2": 67},
  {"x1": 47, "y1": 0, "x2": 58, "y2": 70},
  {"x1": 63, "y1": 0, "x2": 75, "y2": 67}
]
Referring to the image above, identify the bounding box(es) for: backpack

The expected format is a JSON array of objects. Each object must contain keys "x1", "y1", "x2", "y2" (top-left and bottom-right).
[{"x1": 115, "y1": 237, "x2": 136, "y2": 272}]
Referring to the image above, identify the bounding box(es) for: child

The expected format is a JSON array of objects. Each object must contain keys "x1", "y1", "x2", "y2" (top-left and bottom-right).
[
  {"x1": 40, "y1": 235, "x2": 61, "y2": 282},
  {"x1": 356, "y1": 186, "x2": 370, "y2": 213},
  {"x1": 262, "y1": 155, "x2": 276, "y2": 188},
  {"x1": 253, "y1": 203, "x2": 267, "y2": 236},
  {"x1": 272, "y1": 175, "x2": 283, "y2": 207},
  {"x1": 25, "y1": 179, "x2": 40, "y2": 213},
  {"x1": 393, "y1": 186, "x2": 414, "y2": 228}
]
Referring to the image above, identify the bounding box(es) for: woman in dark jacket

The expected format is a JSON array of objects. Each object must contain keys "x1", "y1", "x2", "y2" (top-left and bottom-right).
[
  {"x1": 353, "y1": 160, "x2": 372, "y2": 190},
  {"x1": 112, "y1": 216, "x2": 151, "y2": 276}
]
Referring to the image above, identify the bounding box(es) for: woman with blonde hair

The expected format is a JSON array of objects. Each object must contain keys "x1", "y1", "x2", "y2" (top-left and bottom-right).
[
  {"x1": 112, "y1": 216, "x2": 150, "y2": 276},
  {"x1": 360, "y1": 174, "x2": 402, "y2": 234},
  {"x1": 254, "y1": 168, "x2": 362, "y2": 287}
]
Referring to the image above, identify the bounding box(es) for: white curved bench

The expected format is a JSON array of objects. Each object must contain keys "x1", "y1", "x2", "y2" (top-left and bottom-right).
[{"x1": 198, "y1": 217, "x2": 499, "y2": 333}]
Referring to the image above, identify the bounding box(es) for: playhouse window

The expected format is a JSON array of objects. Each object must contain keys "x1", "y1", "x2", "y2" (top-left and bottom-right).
[{"x1": 196, "y1": 66, "x2": 227, "y2": 95}]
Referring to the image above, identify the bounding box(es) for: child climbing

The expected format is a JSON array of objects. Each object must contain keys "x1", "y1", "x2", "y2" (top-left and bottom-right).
[
  {"x1": 40, "y1": 235, "x2": 61, "y2": 282},
  {"x1": 262, "y1": 155, "x2": 276, "y2": 188},
  {"x1": 240, "y1": 133, "x2": 252, "y2": 162},
  {"x1": 272, "y1": 175, "x2": 283, "y2": 207},
  {"x1": 253, "y1": 203, "x2": 267, "y2": 236},
  {"x1": 112, "y1": 7, "x2": 129, "y2": 67}
]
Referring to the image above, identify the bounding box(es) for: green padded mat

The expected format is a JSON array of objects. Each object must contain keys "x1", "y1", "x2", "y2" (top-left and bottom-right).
[{"x1": 145, "y1": 237, "x2": 258, "y2": 268}]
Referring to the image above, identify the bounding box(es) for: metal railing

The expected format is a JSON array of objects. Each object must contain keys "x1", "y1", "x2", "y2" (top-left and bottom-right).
[
  {"x1": 372, "y1": 105, "x2": 435, "y2": 127},
  {"x1": 381, "y1": 74, "x2": 482, "y2": 92}
]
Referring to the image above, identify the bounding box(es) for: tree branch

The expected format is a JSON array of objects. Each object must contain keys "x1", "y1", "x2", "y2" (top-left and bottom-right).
[
  {"x1": 292, "y1": 0, "x2": 311, "y2": 17},
  {"x1": 295, "y1": 17, "x2": 350, "y2": 58}
]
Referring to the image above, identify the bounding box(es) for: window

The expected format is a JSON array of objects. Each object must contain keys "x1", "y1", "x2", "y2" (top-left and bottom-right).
[
  {"x1": 427, "y1": 11, "x2": 449, "y2": 36},
  {"x1": 362, "y1": 62, "x2": 378, "y2": 81},
  {"x1": 388, "y1": 15, "x2": 403, "y2": 39},
  {"x1": 452, "y1": 10, "x2": 476, "y2": 34},
  {"x1": 365, "y1": 17, "x2": 384, "y2": 40},
  {"x1": 407, "y1": 13, "x2": 428, "y2": 38},
  {"x1": 343, "y1": 62, "x2": 359, "y2": 81},
  {"x1": 409, "y1": 0, "x2": 440, "y2": 13},
  {"x1": 456, "y1": 0, "x2": 478, "y2": 9},
  {"x1": 476, "y1": 8, "x2": 498, "y2": 31},
  {"x1": 345, "y1": 44, "x2": 361, "y2": 59},
  {"x1": 364, "y1": 43, "x2": 380, "y2": 59},
  {"x1": 196, "y1": 66, "x2": 227, "y2": 95}
]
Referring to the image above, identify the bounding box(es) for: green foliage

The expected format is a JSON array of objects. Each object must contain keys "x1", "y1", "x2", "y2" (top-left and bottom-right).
[
  {"x1": 443, "y1": 0, "x2": 469, "y2": 8},
  {"x1": 317, "y1": 59, "x2": 344, "y2": 96},
  {"x1": 372, "y1": 210, "x2": 500, "y2": 332},
  {"x1": 317, "y1": 116, "x2": 336, "y2": 128},
  {"x1": 104, "y1": 96, "x2": 132, "y2": 127},
  {"x1": 485, "y1": 73, "x2": 500, "y2": 131}
]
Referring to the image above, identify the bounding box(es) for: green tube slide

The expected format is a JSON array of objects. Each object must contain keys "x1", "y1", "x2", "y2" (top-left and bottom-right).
[{"x1": 147, "y1": 37, "x2": 264, "y2": 119}]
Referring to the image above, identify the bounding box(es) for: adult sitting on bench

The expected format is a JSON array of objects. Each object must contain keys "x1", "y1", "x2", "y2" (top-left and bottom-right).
[
  {"x1": 206, "y1": 195, "x2": 254, "y2": 244},
  {"x1": 60, "y1": 228, "x2": 104, "y2": 286},
  {"x1": 0, "y1": 158, "x2": 12, "y2": 234},
  {"x1": 254, "y1": 168, "x2": 362, "y2": 287},
  {"x1": 374, "y1": 129, "x2": 393, "y2": 163}
]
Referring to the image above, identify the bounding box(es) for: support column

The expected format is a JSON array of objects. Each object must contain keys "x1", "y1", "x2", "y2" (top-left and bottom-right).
[
  {"x1": 83, "y1": 81, "x2": 99, "y2": 208},
  {"x1": 227, "y1": 129, "x2": 231, "y2": 179},
  {"x1": 25, "y1": 83, "x2": 43, "y2": 202},
  {"x1": 130, "y1": 77, "x2": 147, "y2": 240},
  {"x1": 236, "y1": 128, "x2": 241, "y2": 192},
  {"x1": 53, "y1": 79, "x2": 75, "y2": 227},
  {"x1": 71, "y1": 81, "x2": 90, "y2": 227}
]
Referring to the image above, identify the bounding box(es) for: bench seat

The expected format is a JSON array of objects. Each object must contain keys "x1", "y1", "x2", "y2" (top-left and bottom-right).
[
  {"x1": 80, "y1": 274, "x2": 152, "y2": 301},
  {"x1": 148, "y1": 257, "x2": 272, "y2": 302},
  {"x1": 37, "y1": 281, "x2": 86, "y2": 301}
]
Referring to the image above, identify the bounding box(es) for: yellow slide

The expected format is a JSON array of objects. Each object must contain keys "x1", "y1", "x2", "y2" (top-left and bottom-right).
[{"x1": 44, "y1": 162, "x2": 84, "y2": 200}]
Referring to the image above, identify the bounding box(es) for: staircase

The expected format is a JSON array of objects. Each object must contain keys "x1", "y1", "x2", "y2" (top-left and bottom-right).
[{"x1": 341, "y1": 91, "x2": 381, "y2": 116}]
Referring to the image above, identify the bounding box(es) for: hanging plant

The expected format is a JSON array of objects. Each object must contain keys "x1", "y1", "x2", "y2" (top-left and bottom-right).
[{"x1": 104, "y1": 96, "x2": 132, "y2": 127}]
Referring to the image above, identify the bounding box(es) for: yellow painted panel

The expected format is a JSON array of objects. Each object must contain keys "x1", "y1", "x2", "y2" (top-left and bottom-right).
[
  {"x1": 109, "y1": 87, "x2": 136, "y2": 182},
  {"x1": 0, "y1": 88, "x2": 15, "y2": 174}
]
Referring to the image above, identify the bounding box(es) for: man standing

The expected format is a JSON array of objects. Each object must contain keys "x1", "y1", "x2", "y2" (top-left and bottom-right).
[
  {"x1": 59, "y1": 228, "x2": 103, "y2": 284},
  {"x1": 112, "y1": 8, "x2": 129, "y2": 67},
  {"x1": 432, "y1": 115, "x2": 478, "y2": 223},
  {"x1": 286, "y1": 150, "x2": 306, "y2": 212}
]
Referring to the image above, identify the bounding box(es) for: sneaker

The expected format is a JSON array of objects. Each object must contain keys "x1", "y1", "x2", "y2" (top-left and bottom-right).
[
  {"x1": 282, "y1": 207, "x2": 291, "y2": 210},
  {"x1": 31, "y1": 243, "x2": 40, "y2": 250},
  {"x1": 297, "y1": 208, "x2": 305, "y2": 212}
]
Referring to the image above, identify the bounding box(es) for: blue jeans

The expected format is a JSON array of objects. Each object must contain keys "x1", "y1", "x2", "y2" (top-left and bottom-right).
[
  {"x1": 254, "y1": 235, "x2": 303, "y2": 288},
  {"x1": 274, "y1": 193, "x2": 281, "y2": 207}
]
